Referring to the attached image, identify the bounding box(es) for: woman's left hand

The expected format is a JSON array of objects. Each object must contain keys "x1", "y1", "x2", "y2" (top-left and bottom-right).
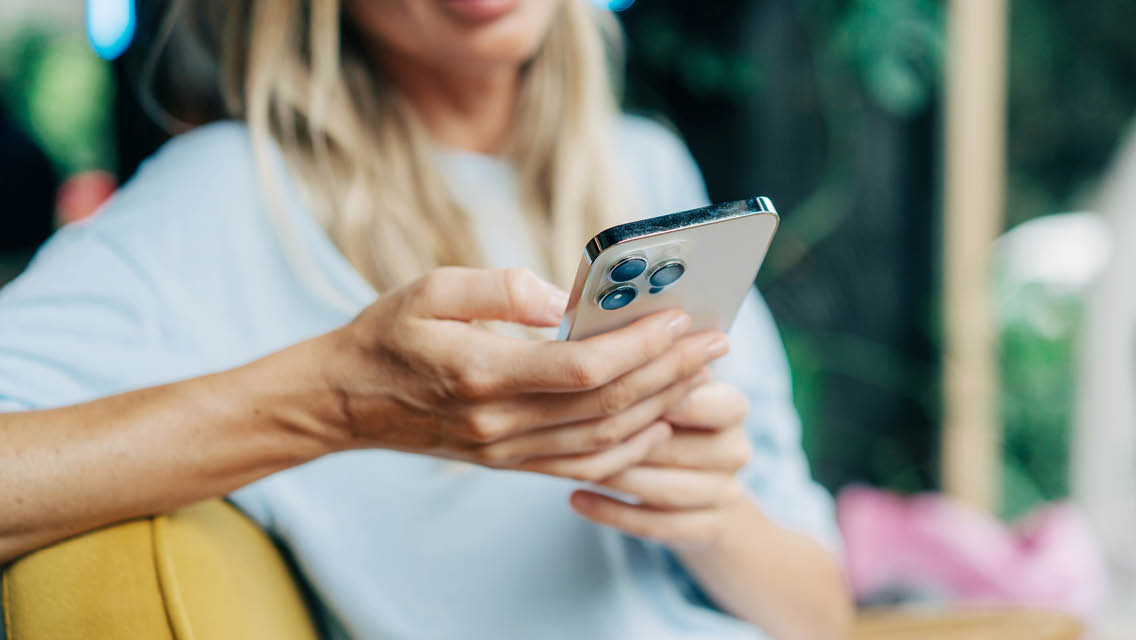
[
  {"x1": 569, "y1": 378, "x2": 754, "y2": 550},
  {"x1": 572, "y1": 375, "x2": 855, "y2": 640}
]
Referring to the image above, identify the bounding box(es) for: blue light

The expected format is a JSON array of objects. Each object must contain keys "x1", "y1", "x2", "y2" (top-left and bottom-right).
[
  {"x1": 86, "y1": 0, "x2": 135, "y2": 60},
  {"x1": 591, "y1": 0, "x2": 636, "y2": 11}
]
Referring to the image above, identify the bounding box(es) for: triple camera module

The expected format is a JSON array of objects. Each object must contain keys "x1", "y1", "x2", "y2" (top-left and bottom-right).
[{"x1": 598, "y1": 255, "x2": 686, "y2": 311}]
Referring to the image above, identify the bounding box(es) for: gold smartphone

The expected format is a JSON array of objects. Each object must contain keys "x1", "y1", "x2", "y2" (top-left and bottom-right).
[{"x1": 559, "y1": 197, "x2": 780, "y2": 341}]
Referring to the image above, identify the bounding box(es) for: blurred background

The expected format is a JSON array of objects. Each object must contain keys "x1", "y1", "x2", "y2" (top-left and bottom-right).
[{"x1": 3, "y1": 0, "x2": 1135, "y2": 636}]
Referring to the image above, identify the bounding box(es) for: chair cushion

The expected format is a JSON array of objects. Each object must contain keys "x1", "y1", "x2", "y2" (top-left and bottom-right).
[{"x1": 2, "y1": 500, "x2": 320, "y2": 640}]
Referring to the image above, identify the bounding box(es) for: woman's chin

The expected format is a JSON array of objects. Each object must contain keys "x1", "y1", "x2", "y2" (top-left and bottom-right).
[
  {"x1": 455, "y1": 33, "x2": 545, "y2": 67},
  {"x1": 436, "y1": 0, "x2": 559, "y2": 66}
]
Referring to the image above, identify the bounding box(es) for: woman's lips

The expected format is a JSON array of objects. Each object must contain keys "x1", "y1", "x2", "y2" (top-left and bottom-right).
[{"x1": 440, "y1": 0, "x2": 519, "y2": 23}]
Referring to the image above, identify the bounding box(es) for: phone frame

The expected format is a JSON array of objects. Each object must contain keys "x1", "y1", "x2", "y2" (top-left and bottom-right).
[{"x1": 559, "y1": 196, "x2": 779, "y2": 341}]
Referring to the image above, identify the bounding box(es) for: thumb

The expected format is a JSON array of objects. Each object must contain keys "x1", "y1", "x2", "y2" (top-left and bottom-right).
[{"x1": 406, "y1": 267, "x2": 569, "y2": 327}]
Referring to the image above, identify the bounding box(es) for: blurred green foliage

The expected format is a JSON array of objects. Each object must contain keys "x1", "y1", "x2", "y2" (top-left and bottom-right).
[
  {"x1": 805, "y1": 0, "x2": 1132, "y2": 514},
  {"x1": 770, "y1": 0, "x2": 945, "y2": 494},
  {"x1": 827, "y1": 0, "x2": 944, "y2": 117},
  {"x1": 807, "y1": 0, "x2": 1130, "y2": 514},
  {"x1": 997, "y1": 1, "x2": 1134, "y2": 517},
  {"x1": 632, "y1": 14, "x2": 764, "y2": 100},
  {"x1": 624, "y1": 0, "x2": 946, "y2": 495},
  {"x1": 625, "y1": 0, "x2": 1134, "y2": 518},
  {"x1": 1007, "y1": 0, "x2": 1136, "y2": 228},
  {"x1": 0, "y1": 28, "x2": 115, "y2": 174},
  {"x1": 997, "y1": 283, "x2": 1081, "y2": 519}
]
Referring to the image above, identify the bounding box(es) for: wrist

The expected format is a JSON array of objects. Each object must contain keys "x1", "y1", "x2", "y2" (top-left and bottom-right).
[
  {"x1": 236, "y1": 331, "x2": 358, "y2": 458},
  {"x1": 675, "y1": 481, "x2": 768, "y2": 559}
]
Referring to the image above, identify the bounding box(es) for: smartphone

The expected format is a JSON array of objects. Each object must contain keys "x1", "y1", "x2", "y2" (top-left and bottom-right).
[{"x1": 558, "y1": 196, "x2": 779, "y2": 341}]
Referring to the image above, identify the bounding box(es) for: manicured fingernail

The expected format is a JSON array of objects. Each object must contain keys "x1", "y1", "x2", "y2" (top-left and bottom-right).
[
  {"x1": 705, "y1": 336, "x2": 729, "y2": 359},
  {"x1": 666, "y1": 313, "x2": 691, "y2": 337},
  {"x1": 649, "y1": 421, "x2": 672, "y2": 442}
]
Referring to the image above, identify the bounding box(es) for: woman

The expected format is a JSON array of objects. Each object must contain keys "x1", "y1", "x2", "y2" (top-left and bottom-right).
[{"x1": 0, "y1": 1, "x2": 850, "y2": 638}]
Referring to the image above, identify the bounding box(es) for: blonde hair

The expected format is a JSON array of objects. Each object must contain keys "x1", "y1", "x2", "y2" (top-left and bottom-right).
[{"x1": 171, "y1": 0, "x2": 633, "y2": 294}]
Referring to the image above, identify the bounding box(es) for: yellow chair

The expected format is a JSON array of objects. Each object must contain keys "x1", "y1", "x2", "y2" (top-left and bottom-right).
[
  {"x1": 2, "y1": 500, "x2": 320, "y2": 640},
  {"x1": 3, "y1": 500, "x2": 1083, "y2": 640}
]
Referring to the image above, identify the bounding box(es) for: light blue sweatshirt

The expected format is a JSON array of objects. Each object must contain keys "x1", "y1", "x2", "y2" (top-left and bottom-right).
[{"x1": 0, "y1": 118, "x2": 838, "y2": 639}]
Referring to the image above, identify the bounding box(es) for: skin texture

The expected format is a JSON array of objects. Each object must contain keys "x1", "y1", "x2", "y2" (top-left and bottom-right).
[
  {"x1": 345, "y1": 0, "x2": 563, "y2": 151},
  {"x1": 0, "y1": 268, "x2": 718, "y2": 561},
  {"x1": 1, "y1": 1, "x2": 853, "y2": 638},
  {"x1": 571, "y1": 382, "x2": 853, "y2": 640}
]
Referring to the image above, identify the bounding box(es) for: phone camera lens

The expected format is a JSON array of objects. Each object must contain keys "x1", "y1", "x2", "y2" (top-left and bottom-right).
[
  {"x1": 609, "y1": 256, "x2": 647, "y2": 283},
  {"x1": 599, "y1": 285, "x2": 637, "y2": 310},
  {"x1": 648, "y1": 261, "x2": 685, "y2": 288}
]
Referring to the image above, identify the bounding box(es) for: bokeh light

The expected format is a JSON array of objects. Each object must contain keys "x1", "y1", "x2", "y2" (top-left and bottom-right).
[{"x1": 86, "y1": 0, "x2": 135, "y2": 60}]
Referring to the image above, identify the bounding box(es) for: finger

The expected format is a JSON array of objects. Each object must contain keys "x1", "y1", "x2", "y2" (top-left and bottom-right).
[
  {"x1": 569, "y1": 490, "x2": 727, "y2": 547},
  {"x1": 663, "y1": 381, "x2": 749, "y2": 430},
  {"x1": 599, "y1": 466, "x2": 740, "y2": 509},
  {"x1": 515, "y1": 421, "x2": 671, "y2": 483},
  {"x1": 407, "y1": 267, "x2": 569, "y2": 327},
  {"x1": 429, "y1": 307, "x2": 703, "y2": 399},
  {"x1": 641, "y1": 426, "x2": 752, "y2": 472},
  {"x1": 498, "y1": 319, "x2": 724, "y2": 393},
  {"x1": 472, "y1": 330, "x2": 725, "y2": 434},
  {"x1": 472, "y1": 370, "x2": 711, "y2": 463}
]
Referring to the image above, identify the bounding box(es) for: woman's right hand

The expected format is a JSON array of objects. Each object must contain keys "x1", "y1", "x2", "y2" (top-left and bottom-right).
[
  {"x1": 310, "y1": 267, "x2": 729, "y2": 482},
  {"x1": 0, "y1": 266, "x2": 726, "y2": 563}
]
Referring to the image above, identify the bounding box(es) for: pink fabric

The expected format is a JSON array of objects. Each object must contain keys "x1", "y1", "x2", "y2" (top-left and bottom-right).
[{"x1": 837, "y1": 486, "x2": 1107, "y2": 617}]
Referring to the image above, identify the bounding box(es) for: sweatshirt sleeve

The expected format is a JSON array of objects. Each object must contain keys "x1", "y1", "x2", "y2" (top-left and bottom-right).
[{"x1": 0, "y1": 224, "x2": 184, "y2": 412}]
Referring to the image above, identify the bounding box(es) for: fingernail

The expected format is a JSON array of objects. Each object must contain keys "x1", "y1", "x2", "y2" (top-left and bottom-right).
[
  {"x1": 666, "y1": 313, "x2": 691, "y2": 337},
  {"x1": 705, "y1": 336, "x2": 729, "y2": 359},
  {"x1": 572, "y1": 491, "x2": 596, "y2": 508}
]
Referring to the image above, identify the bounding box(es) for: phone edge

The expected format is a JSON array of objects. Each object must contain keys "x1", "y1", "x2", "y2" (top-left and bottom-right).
[{"x1": 583, "y1": 196, "x2": 778, "y2": 261}]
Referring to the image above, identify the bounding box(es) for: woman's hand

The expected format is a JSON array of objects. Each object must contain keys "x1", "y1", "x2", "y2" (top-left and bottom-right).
[
  {"x1": 310, "y1": 267, "x2": 729, "y2": 483},
  {"x1": 568, "y1": 379, "x2": 753, "y2": 548},
  {"x1": 569, "y1": 378, "x2": 854, "y2": 639}
]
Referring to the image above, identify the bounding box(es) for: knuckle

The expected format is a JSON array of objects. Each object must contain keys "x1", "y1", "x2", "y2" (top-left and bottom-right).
[
  {"x1": 597, "y1": 381, "x2": 635, "y2": 417},
  {"x1": 499, "y1": 268, "x2": 535, "y2": 315},
  {"x1": 664, "y1": 349, "x2": 695, "y2": 386},
  {"x1": 446, "y1": 362, "x2": 495, "y2": 401},
  {"x1": 589, "y1": 422, "x2": 625, "y2": 448},
  {"x1": 473, "y1": 444, "x2": 510, "y2": 466},
  {"x1": 638, "y1": 325, "x2": 670, "y2": 358},
  {"x1": 500, "y1": 267, "x2": 534, "y2": 292},
  {"x1": 677, "y1": 345, "x2": 703, "y2": 376},
  {"x1": 413, "y1": 270, "x2": 448, "y2": 303},
  {"x1": 464, "y1": 408, "x2": 508, "y2": 443},
  {"x1": 565, "y1": 352, "x2": 604, "y2": 389}
]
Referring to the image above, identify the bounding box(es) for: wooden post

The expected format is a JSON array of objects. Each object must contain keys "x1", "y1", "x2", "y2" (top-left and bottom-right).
[{"x1": 941, "y1": 0, "x2": 1008, "y2": 511}]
